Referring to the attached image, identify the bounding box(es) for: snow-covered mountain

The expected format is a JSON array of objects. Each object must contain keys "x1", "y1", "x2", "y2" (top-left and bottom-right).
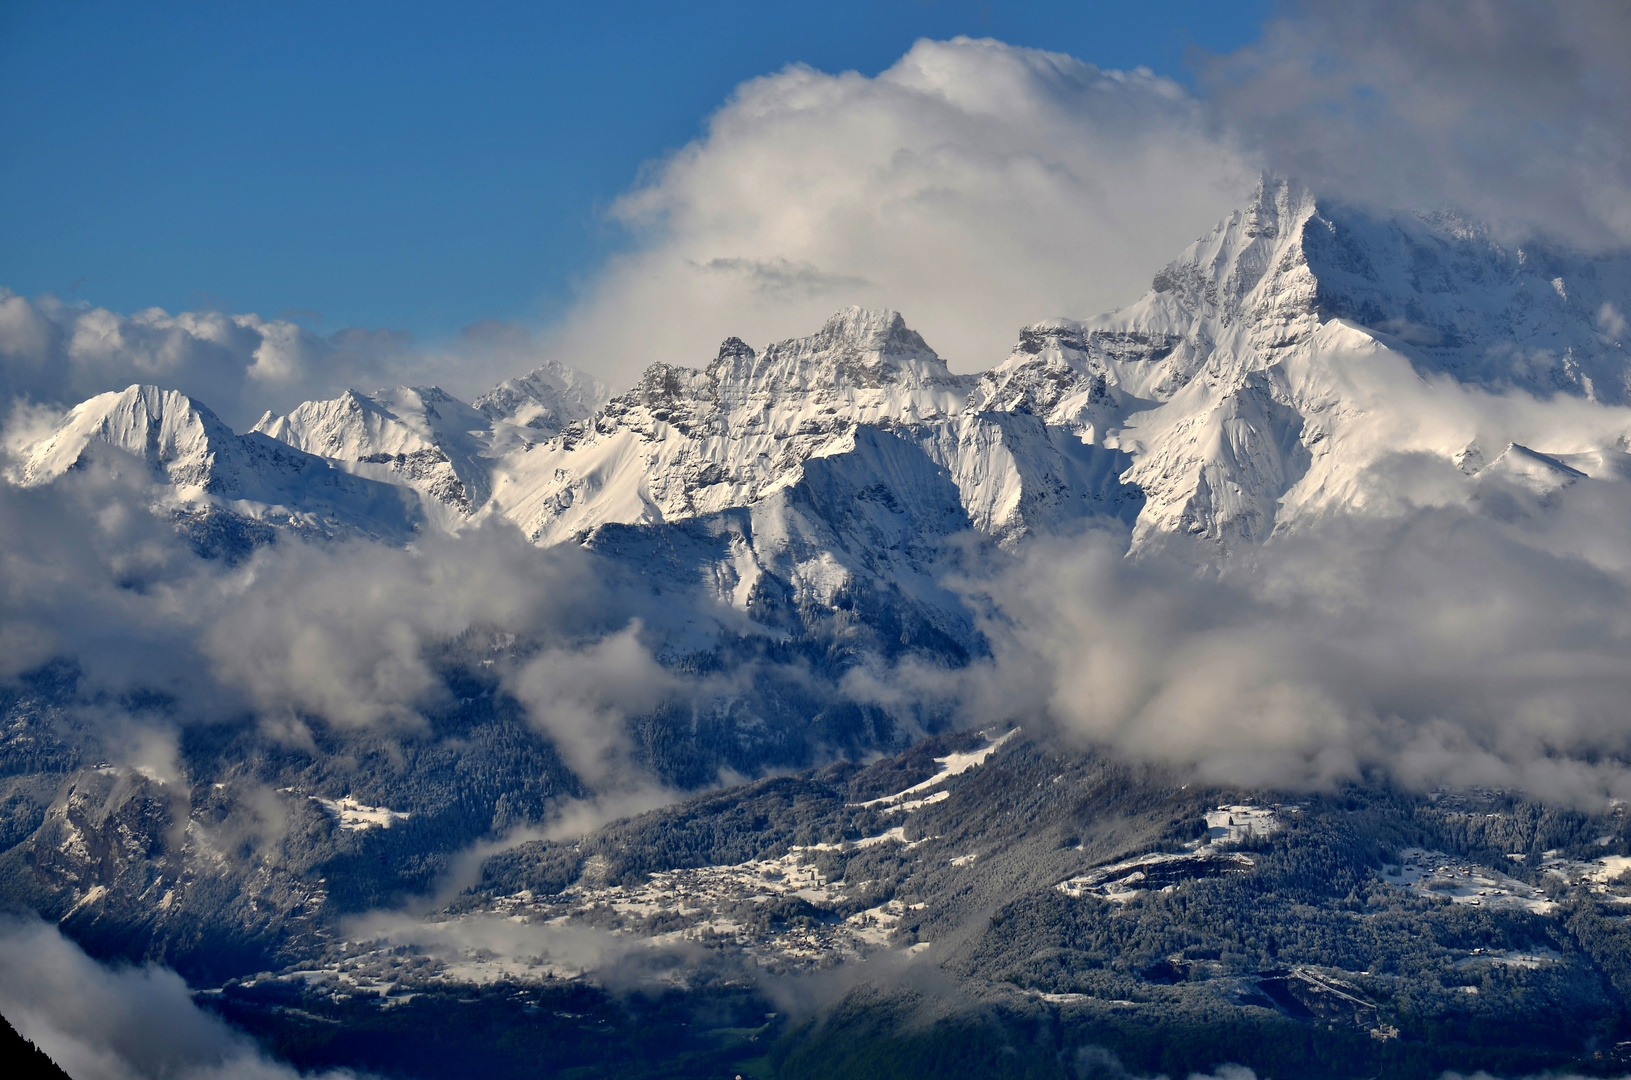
[
  {"x1": 15, "y1": 177, "x2": 1631, "y2": 578},
  {"x1": 480, "y1": 307, "x2": 1141, "y2": 563},
  {"x1": 975, "y1": 177, "x2": 1631, "y2": 548},
  {"x1": 474, "y1": 356, "x2": 609, "y2": 440},
  {"x1": 252, "y1": 385, "x2": 495, "y2": 523},
  {"x1": 18, "y1": 384, "x2": 420, "y2": 543},
  {"x1": 480, "y1": 310, "x2": 976, "y2": 545},
  {"x1": 245, "y1": 361, "x2": 609, "y2": 526}
]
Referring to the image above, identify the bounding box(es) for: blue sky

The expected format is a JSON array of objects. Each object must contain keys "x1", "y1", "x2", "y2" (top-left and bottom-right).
[{"x1": 0, "y1": 1, "x2": 1269, "y2": 342}]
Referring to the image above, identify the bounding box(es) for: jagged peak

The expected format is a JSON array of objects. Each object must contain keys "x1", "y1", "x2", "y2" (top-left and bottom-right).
[
  {"x1": 1241, "y1": 174, "x2": 1317, "y2": 235},
  {"x1": 475, "y1": 357, "x2": 609, "y2": 427},
  {"x1": 84, "y1": 382, "x2": 204, "y2": 416},
  {"x1": 715, "y1": 336, "x2": 755, "y2": 364},
  {"x1": 483, "y1": 356, "x2": 607, "y2": 398},
  {"x1": 628, "y1": 362, "x2": 712, "y2": 407},
  {"x1": 58, "y1": 384, "x2": 235, "y2": 442},
  {"x1": 21, "y1": 383, "x2": 238, "y2": 487},
  {"x1": 703, "y1": 307, "x2": 954, "y2": 396},
  {"x1": 801, "y1": 306, "x2": 937, "y2": 364},
  {"x1": 1010, "y1": 321, "x2": 1088, "y2": 357}
]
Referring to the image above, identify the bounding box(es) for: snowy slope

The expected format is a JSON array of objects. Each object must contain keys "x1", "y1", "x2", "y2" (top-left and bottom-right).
[
  {"x1": 253, "y1": 386, "x2": 494, "y2": 522},
  {"x1": 588, "y1": 424, "x2": 984, "y2": 660},
  {"x1": 480, "y1": 307, "x2": 1139, "y2": 551},
  {"x1": 481, "y1": 309, "x2": 977, "y2": 545},
  {"x1": 20, "y1": 384, "x2": 420, "y2": 541},
  {"x1": 475, "y1": 357, "x2": 609, "y2": 449},
  {"x1": 972, "y1": 177, "x2": 1631, "y2": 550}
]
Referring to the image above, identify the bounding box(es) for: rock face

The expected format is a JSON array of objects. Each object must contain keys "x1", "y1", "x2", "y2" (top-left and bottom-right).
[
  {"x1": 972, "y1": 177, "x2": 1631, "y2": 549},
  {"x1": 462, "y1": 180, "x2": 1631, "y2": 560},
  {"x1": 466, "y1": 307, "x2": 1145, "y2": 649}
]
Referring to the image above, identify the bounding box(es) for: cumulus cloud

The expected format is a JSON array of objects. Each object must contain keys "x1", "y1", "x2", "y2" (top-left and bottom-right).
[
  {"x1": 0, "y1": 35, "x2": 1248, "y2": 421},
  {"x1": 341, "y1": 909, "x2": 674, "y2": 985},
  {"x1": 540, "y1": 36, "x2": 1254, "y2": 384},
  {"x1": 0, "y1": 290, "x2": 585, "y2": 430},
  {"x1": 535, "y1": 3, "x2": 1631, "y2": 390},
  {"x1": 0, "y1": 457, "x2": 209, "y2": 689},
  {"x1": 0, "y1": 915, "x2": 352, "y2": 1080},
  {"x1": 951, "y1": 452, "x2": 1631, "y2": 805},
  {"x1": 984, "y1": 516, "x2": 1627, "y2": 800},
  {"x1": 504, "y1": 624, "x2": 682, "y2": 787},
  {"x1": 1202, "y1": 0, "x2": 1631, "y2": 250},
  {"x1": 197, "y1": 524, "x2": 629, "y2": 732},
  {"x1": 0, "y1": 448, "x2": 705, "y2": 791}
]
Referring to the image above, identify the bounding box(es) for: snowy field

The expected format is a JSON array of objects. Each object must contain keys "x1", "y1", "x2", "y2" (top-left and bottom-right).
[{"x1": 1058, "y1": 803, "x2": 1294, "y2": 903}]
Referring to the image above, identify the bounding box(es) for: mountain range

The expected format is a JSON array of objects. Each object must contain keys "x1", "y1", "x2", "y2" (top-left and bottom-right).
[
  {"x1": 24, "y1": 179, "x2": 1631, "y2": 565},
  {"x1": 6, "y1": 177, "x2": 1631, "y2": 1079}
]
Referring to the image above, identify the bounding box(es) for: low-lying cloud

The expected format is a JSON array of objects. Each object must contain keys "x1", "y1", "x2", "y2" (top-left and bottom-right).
[
  {"x1": 0, "y1": 447, "x2": 705, "y2": 792},
  {"x1": 0, "y1": 915, "x2": 355, "y2": 1080},
  {"x1": 987, "y1": 507, "x2": 1631, "y2": 803}
]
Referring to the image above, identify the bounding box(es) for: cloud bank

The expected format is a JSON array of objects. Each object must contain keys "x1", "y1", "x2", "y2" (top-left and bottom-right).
[
  {"x1": 0, "y1": 451, "x2": 704, "y2": 792},
  {"x1": 0, "y1": 915, "x2": 354, "y2": 1080},
  {"x1": 0, "y1": 290, "x2": 581, "y2": 430},
  {"x1": 1203, "y1": 0, "x2": 1631, "y2": 250},
  {"x1": 540, "y1": 36, "x2": 1254, "y2": 383}
]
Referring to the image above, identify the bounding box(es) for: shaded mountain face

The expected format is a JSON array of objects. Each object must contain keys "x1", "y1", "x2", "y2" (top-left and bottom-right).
[{"x1": 6, "y1": 178, "x2": 1631, "y2": 1078}]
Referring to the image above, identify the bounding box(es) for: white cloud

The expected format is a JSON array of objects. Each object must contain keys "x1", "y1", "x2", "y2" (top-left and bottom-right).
[
  {"x1": 9, "y1": 7, "x2": 1631, "y2": 423},
  {"x1": 504, "y1": 623, "x2": 681, "y2": 788},
  {"x1": 971, "y1": 478, "x2": 1631, "y2": 805},
  {"x1": 0, "y1": 290, "x2": 585, "y2": 431},
  {"x1": 540, "y1": 36, "x2": 1254, "y2": 384},
  {"x1": 1202, "y1": 0, "x2": 1631, "y2": 250},
  {"x1": 0, "y1": 453, "x2": 698, "y2": 790},
  {"x1": 0, "y1": 915, "x2": 354, "y2": 1080},
  {"x1": 0, "y1": 292, "x2": 346, "y2": 430}
]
